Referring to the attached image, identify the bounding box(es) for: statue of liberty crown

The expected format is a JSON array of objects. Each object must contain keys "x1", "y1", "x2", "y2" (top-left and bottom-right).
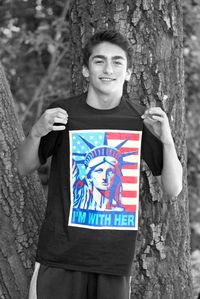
[
  {"x1": 84, "y1": 146, "x2": 120, "y2": 167},
  {"x1": 73, "y1": 133, "x2": 138, "y2": 168}
]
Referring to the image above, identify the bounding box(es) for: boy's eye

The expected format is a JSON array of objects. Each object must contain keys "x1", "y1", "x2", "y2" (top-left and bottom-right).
[
  {"x1": 113, "y1": 60, "x2": 122, "y2": 65},
  {"x1": 94, "y1": 60, "x2": 104, "y2": 64}
]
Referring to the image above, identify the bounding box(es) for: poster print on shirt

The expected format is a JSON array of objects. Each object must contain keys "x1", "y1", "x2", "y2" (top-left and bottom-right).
[{"x1": 68, "y1": 129, "x2": 142, "y2": 230}]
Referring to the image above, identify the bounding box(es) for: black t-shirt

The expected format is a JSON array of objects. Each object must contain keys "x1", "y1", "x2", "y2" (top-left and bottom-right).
[{"x1": 36, "y1": 93, "x2": 163, "y2": 276}]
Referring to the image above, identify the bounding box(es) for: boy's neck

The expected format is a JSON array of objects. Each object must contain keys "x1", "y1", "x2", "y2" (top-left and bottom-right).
[{"x1": 86, "y1": 88, "x2": 122, "y2": 110}]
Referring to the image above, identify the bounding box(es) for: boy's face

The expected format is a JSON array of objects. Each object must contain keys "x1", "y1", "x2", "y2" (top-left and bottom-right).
[{"x1": 83, "y1": 42, "x2": 132, "y2": 97}]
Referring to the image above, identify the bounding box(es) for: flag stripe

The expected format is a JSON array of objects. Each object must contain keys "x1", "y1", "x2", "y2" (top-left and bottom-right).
[
  {"x1": 122, "y1": 183, "x2": 138, "y2": 191},
  {"x1": 121, "y1": 198, "x2": 138, "y2": 205},
  {"x1": 107, "y1": 132, "x2": 141, "y2": 140},
  {"x1": 119, "y1": 147, "x2": 139, "y2": 154},
  {"x1": 122, "y1": 205, "x2": 137, "y2": 212},
  {"x1": 122, "y1": 164, "x2": 138, "y2": 169},
  {"x1": 122, "y1": 176, "x2": 138, "y2": 184},
  {"x1": 122, "y1": 169, "x2": 139, "y2": 176},
  {"x1": 108, "y1": 140, "x2": 141, "y2": 148},
  {"x1": 121, "y1": 190, "x2": 137, "y2": 198}
]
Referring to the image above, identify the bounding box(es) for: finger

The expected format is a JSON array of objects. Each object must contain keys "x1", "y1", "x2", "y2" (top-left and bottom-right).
[
  {"x1": 142, "y1": 113, "x2": 161, "y2": 121},
  {"x1": 143, "y1": 118, "x2": 157, "y2": 126},
  {"x1": 149, "y1": 115, "x2": 164, "y2": 122},
  {"x1": 56, "y1": 109, "x2": 68, "y2": 118},
  {"x1": 47, "y1": 107, "x2": 68, "y2": 117},
  {"x1": 142, "y1": 111, "x2": 166, "y2": 122},
  {"x1": 53, "y1": 117, "x2": 68, "y2": 124},
  {"x1": 143, "y1": 107, "x2": 165, "y2": 116},
  {"x1": 52, "y1": 125, "x2": 66, "y2": 131}
]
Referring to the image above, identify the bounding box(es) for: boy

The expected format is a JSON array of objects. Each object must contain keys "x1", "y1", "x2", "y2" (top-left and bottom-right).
[{"x1": 18, "y1": 30, "x2": 182, "y2": 299}]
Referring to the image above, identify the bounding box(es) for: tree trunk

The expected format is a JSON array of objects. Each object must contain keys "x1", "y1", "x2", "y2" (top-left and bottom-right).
[
  {"x1": 0, "y1": 63, "x2": 46, "y2": 299},
  {"x1": 69, "y1": 0, "x2": 193, "y2": 298}
]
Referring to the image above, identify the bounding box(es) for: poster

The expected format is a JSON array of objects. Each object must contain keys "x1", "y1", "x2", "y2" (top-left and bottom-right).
[{"x1": 68, "y1": 129, "x2": 142, "y2": 230}]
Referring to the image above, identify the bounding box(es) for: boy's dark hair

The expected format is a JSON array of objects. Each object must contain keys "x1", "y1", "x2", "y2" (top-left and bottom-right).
[{"x1": 83, "y1": 30, "x2": 133, "y2": 69}]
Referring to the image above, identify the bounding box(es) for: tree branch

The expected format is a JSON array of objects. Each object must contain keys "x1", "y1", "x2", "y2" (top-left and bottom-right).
[{"x1": 20, "y1": 0, "x2": 72, "y2": 125}]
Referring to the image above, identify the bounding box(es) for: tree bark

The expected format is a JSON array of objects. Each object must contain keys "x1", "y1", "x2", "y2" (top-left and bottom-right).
[
  {"x1": 69, "y1": 0, "x2": 193, "y2": 298},
  {"x1": 0, "y1": 63, "x2": 46, "y2": 299}
]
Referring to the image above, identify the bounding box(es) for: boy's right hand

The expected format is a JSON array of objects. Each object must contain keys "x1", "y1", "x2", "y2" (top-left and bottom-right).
[{"x1": 31, "y1": 108, "x2": 68, "y2": 138}]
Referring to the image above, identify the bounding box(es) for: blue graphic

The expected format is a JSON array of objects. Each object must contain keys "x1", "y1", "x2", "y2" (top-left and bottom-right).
[
  {"x1": 71, "y1": 209, "x2": 135, "y2": 228},
  {"x1": 69, "y1": 130, "x2": 140, "y2": 230}
]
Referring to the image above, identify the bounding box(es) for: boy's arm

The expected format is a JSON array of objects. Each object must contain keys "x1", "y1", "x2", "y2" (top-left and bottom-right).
[
  {"x1": 17, "y1": 108, "x2": 68, "y2": 175},
  {"x1": 141, "y1": 107, "x2": 183, "y2": 197}
]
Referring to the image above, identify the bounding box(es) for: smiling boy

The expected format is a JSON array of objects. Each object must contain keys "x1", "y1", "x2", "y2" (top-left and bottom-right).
[
  {"x1": 18, "y1": 30, "x2": 182, "y2": 299},
  {"x1": 82, "y1": 41, "x2": 131, "y2": 109}
]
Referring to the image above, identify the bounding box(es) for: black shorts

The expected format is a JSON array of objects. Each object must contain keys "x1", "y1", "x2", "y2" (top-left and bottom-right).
[{"x1": 28, "y1": 262, "x2": 131, "y2": 299}]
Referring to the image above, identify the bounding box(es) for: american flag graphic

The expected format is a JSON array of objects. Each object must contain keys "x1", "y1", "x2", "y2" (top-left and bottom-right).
[
  {"x1": 68, "y1": 129, "x2": 142, "y2": 230},
  {"x1": 106, "y1": 131, "x2": 141, "y2": 213}
]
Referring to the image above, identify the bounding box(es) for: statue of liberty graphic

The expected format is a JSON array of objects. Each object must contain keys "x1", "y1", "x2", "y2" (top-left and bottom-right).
[{"x1": 71, "y1": 131, "x2": 138, "y2": 212}]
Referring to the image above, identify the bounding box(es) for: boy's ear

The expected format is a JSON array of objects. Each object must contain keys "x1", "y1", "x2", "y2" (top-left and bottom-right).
[
  {"x1": 125, "y1": 68, "x2": 132, "y2": 82},
  {"x1": 82, "y1": 66, "x2": 89, "y2": 78}
]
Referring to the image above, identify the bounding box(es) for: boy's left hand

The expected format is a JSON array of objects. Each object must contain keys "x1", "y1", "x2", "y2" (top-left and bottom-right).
[{"x1": 141, "y1": 107, "x2": 173, "y2": 145}]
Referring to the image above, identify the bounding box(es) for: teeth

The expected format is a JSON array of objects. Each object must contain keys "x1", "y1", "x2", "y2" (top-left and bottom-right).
[{"x1": 100, "y1": 78, "x2": 114, "y2": 81}]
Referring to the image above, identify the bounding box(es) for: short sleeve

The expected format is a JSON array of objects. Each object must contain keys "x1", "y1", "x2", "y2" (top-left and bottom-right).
[
  {"x1": 38, "y1": 130, "x2": 62, "y2": 165},
  {"x1": 141, "y1": 124, "x2": 163, "y2": 176},
  {"x1": 38, "y1": 102, "x2": 64, "y2": 165}
]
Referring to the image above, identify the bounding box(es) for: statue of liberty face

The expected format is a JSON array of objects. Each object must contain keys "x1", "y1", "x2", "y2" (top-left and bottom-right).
[
  {"x1": 90, "y1": 162, "x2": 115, "y2": 190},
  {"x1": 87, "y1": 156, "x2": 117, "y2": 191}
]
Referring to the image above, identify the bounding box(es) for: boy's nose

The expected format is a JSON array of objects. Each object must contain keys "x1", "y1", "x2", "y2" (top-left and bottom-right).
[{"x1": 103, "y1": 62, "x2": 114, "y2": 75}]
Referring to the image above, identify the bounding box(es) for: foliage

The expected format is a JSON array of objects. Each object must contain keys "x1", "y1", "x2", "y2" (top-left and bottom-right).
[{"x1": 0, "y1": 0, "x2": 71, "y2": 134}]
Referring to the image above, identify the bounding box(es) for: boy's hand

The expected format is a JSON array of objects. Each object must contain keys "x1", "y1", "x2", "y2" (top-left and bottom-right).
[
  {"x1": 141, "y1": 107, "x2": 173, "y2": 145},
  {"x1": 31, "y1": 108, "x2": 68, "y2": 138}
]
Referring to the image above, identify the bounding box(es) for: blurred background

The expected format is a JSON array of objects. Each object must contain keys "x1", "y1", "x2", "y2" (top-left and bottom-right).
[
  {"x1": 183, "y1": 1, "x2": 200, "y2": 296},
  {"x1": 0, "y1": 0, "x2": 200, "y2": 295}
]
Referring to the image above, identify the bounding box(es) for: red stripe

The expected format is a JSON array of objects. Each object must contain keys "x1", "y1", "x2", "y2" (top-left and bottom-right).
[
  {"x1": 122, "y1": 164, "x2": 138, "y2": 169},
  {"x1": 119, "y1": 147, "x2": 138, "y2": 154},
  {"x1": 122, "y1": 190, "x2": 137, "y2": 198},
  {"x1": 122, "y1": 176, "x2": 138, "y2": 184},
  {"x1": 124, "y1": 205, "x2": 137, "y2": 212},
  {"x1": 107, "y1": 132, "x2": 140, "y2": 140}
]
